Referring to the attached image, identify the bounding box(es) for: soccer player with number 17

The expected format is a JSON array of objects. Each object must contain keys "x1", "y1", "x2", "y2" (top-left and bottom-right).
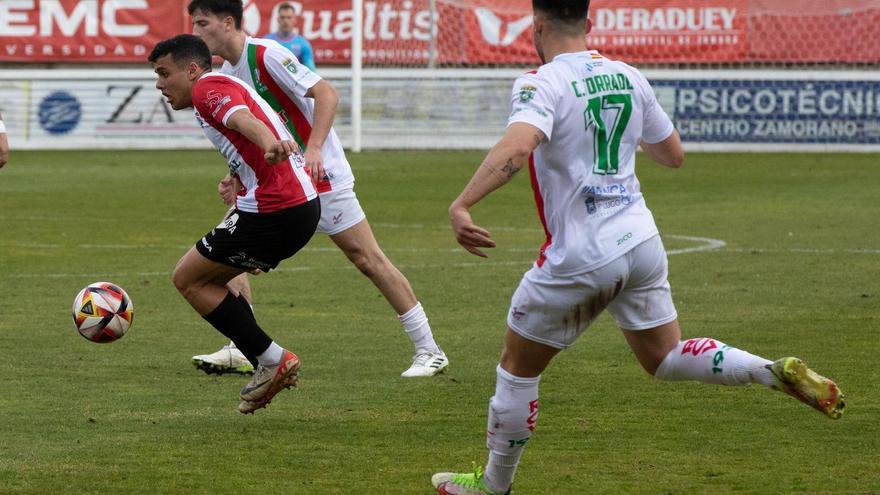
[{"x1": 432, "y1": 1, "x2": 845, "y2": 494}]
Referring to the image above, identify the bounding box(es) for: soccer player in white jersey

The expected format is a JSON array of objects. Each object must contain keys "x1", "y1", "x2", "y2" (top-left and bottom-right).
[
  {"x1": 150, "y1": 34, "x2": 320, "y2": 414},
  {"x1": 186, "y1": 0, "x2": 448, "y2": 379},
  {"x1": 431, "y1": 2, "x2": 845, "y2": 494}
]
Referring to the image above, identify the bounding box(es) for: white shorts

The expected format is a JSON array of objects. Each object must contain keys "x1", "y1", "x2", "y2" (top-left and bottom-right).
[
  {"x1": 316, "y1": 187, "x2": 367, "y2": 235},
  {"x1": 507, "y1": 235, "x2": 677, "y2": 349}
]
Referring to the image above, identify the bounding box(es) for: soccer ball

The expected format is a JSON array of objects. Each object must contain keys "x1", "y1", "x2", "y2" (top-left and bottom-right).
[{"x1": 72, "y1": 282, "x2": 134, "y2": 343}]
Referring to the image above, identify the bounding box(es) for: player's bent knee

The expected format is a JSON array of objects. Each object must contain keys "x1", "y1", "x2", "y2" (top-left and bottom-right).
[
  {"x1": 171, "y1": 266, "x2": 203, "y2": 301},
  {"x1": 171, "y1": 268, "x2": 188, "y2": 295}
]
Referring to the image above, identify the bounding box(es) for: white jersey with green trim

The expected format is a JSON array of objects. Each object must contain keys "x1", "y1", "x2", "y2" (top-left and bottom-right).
[
  {"x1": 508, "y1": 50, "x2": 675, "y2": 277},
  {"x1": 220, "y1": 37, "x2": 354, "y2": 193}
]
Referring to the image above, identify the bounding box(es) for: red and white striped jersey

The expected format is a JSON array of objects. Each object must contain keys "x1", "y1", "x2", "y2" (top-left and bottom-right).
[
  {"x1": 192, "y1": 72, "x2": 317, "y2": 214},
  {"x1": 508, "y1": 51, "x2": 675, "y2": 276},
  {"x1": 220, "y1": 36, "x2": 354, "y2": 194}
]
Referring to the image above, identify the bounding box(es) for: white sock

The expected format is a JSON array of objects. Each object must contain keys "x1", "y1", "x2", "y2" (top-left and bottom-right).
[
  {"x1": 399, "y1": 302, "x2": 441, "y2": 354},
  {"x1": 655, "y1": 338, "x2": 775, "y2": 387},
  {"x1": 483, "y1": 365, "x2": 540, "y2": 494},
  {"x1": 256, "y1": 341, "x2": 284, "y2": 366}
]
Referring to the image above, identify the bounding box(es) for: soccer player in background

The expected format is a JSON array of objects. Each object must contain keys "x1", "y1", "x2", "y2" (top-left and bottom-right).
[
  {"x1": 187, "y1": 0, "x2": 448, "y2": 378},
  {"x1": 264, "y1": 3, "x2": 316, "y2": 71},
  {"x1": 0, "y1": 111, "x2": 9, "y2": 169},
  {"x1": 431, "y1": 1, "x2": 845, "y2": 494},
  {"x1": 149, "y1": 34, "x2": 320, "y2": 414}
]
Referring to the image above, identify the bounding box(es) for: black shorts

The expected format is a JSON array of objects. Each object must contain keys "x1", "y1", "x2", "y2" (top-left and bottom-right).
[{"x1": 195, "y1": 198, "x2": 320, "y2": 272}]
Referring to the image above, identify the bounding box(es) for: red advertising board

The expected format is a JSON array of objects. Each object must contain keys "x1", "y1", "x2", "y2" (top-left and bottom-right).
[
  {"x1": 589, "y1": 0, "x2": 748, "y2": 63},
  {"x1": 0, "y1": 0, "x2": 187, "y2": 62},
  {"x1": 0, "y1": 0, "x2": 878, "y2": 65}
]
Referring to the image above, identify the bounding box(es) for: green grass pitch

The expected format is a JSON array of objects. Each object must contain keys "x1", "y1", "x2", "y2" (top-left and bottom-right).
[{"x1": 0, "y1": 150, "x2": 877, "y2": 494}]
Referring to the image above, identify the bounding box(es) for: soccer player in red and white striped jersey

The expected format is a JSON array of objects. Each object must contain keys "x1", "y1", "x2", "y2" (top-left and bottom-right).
[
  {"x1": 150, "y1": 34, "x2": 319, "y2": 414},
  {"x1": 187, "y1": 0, "x2": 448, "y2": 378}
]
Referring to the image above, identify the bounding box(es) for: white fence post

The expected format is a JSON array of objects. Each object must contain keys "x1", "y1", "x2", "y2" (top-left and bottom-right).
[{"x1": 351, "y1": 0, "x2": 363, "y2": 153}]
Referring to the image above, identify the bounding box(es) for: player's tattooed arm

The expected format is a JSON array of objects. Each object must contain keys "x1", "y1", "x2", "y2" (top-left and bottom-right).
[
  {"x1": 449, "y1": 124, "x2": 543, "y2": 257},
  {"x1": 451, "y1": 123, "x2": 544, "y2": 210},
  {"x1": 484, "y1": 124, "x2": 544, "y2": 185},
  {"x1": 500, "y1": 159, "x2": 519, "y2": 179}
]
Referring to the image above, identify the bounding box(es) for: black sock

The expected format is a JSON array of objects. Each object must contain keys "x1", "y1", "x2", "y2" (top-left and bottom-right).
[
  {"x1": 234, "y1": 294, "x2": 259, "y2": 367},
  {"x1": 236, "y1": 294, "x2": 256, "y2": 321},
  {"x1": 203, "y1": 292, "x2": 270, "y2": 366}
]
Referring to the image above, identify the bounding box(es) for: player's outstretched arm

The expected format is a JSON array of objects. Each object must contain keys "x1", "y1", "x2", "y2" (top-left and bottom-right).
[
  {"x1": 449, "y1": 122, "x2": 545, "y2": 257},
  {"x1": 640, "y1": 129, "x2": 684, "y2": 168},
  {"x1": 225, "y1": 108, "x2": 299, "y2": 164}
]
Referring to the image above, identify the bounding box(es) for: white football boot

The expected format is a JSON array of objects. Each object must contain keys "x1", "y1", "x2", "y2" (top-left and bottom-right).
[
  {"x1": 192, "y1": 344, "x2": 255, "y2": 375},
  {"x1": 401, "y1": 350, "x2": 449, "y2": 377},
  {"x1": 238, "y1": 349, "x2": 300, "y2": 414}
]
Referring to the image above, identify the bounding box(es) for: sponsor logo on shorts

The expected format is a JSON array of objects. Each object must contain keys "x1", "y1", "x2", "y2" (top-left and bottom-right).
[
  {"x1": 200, "y1": 237, "x2": 212, "y2": 252},
  {"x1": 217, "y1": 213, "x2": 240, "y2": 234},
  {"x1": 228, "y1": 251, "x2": 271, "y2": 271},
  {"x1": 511, "y1": 306, "x2": 525, "y2": 320},
  {"x1": 333, "y1": 212, "x2": 343, "y2": 225}
]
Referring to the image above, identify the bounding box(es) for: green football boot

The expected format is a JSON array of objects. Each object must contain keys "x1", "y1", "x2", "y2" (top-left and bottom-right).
[{"x1": 770, "y1": 357, "x2": 845, "y2": 419}]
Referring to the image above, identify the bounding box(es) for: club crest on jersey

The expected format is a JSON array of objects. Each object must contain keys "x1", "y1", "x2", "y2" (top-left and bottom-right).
[
  {"x1": 518, "y1": 85, "x2": 537, "y2": 103},
  {"x1": 204, "y1": 90, "x2": 232, "y2": 118},
  {"x1": 282, "y1": 58, "x2": 298, "y2": 74}
]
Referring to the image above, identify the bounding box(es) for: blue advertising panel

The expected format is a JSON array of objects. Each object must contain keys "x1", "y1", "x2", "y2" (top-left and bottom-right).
[{"x1": 652, "y1": 79, "x2": 880, "y2": 145}]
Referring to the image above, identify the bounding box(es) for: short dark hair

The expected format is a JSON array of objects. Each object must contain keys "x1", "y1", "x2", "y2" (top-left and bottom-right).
[
  {"x1": 187, "y1": 0, "x2": 243, "y2": 29},
  {"x1": 148, "y1": 34, "x2": 212, "y2": 71},
  {"x1": 278, "y1": 3, "x2": 294, "y2": 13},
  {"x1": 532, "y1": 0, "x2": 590, "y2": 23}
]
